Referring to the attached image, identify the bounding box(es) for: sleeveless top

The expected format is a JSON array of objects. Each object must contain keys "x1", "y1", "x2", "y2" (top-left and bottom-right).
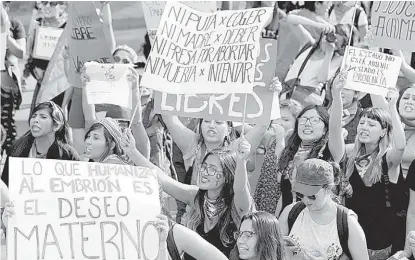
[
  {"x1": 345, "y1": 155, "x2": 395, "y2": 250},
  {"x1": 183, "y1": 220, "x2": 237, "y2": 260},
  {"x1": 289, "y1": 207, "x2": 343, "y2": 260}
]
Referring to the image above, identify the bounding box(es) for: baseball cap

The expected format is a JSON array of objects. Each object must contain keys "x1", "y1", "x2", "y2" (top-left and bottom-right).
[{"x1": 292, "y1": 159, "x2": 334, "y2": 196}]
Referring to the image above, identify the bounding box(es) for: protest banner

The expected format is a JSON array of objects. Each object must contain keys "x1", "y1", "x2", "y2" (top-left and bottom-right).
[
  {"x1": 7, "y1": 158, "x2": 161, "y2": 260},
  {"x1": 153, "y1": 38, "x2": 280, "y2": 124},
  {"x1": 142, "y1": 1, "x2": 218, "y2": 45},
  {"x1": 38, "y1": 26, "x2": 70, "y2": 104},
  {"x1": 141, "y1": 1, "x2": 273, "y2": 94},
  {"x1": 32, "y1": 27, "x2": 64, "y2": 61},
  {"x1": 84, "y1": 62, "x2": 132, "y2": 109},
  {"x1": 344, "y1": 46, "x2": 402, "y2": 96},
  {"x1": 67, "y1": 1, "x2": 114, "y2": 87},
  {"x1": 371, "y1": 1, "x2": 415, "y2": 52}
]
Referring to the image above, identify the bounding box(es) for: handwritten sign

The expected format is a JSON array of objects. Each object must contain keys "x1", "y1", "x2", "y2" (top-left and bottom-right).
[
  {"x1": 38, "y1": 26, "x2": 70, "y2": 103},
  {"x1": 8, "y1": 158, "x2": 161, "y2": 260},
  {"x1": 344, "y1": 46, "x2": 402, "y2": 96},
  {"x1": 33, "y1": 27, "x2": 64, "y2": 60},
  {"x1": 141, "y1": 1, "x2": 273, "y2": 94},
  {"x1": 154, "y1": 39, "x2": 280, "y2": 124},
  {"x1": 67, "y1": 1, "x2": 114, "y2": 87},
  {"x1": 371, "y1": 1, "x2": 415, "y2": 52},
  {"x1": 142, "y1": 1, "x2": 217, "y2": 44},
  {"x1": 84, "y1": 62, "x2": 132, "y2": 108}
]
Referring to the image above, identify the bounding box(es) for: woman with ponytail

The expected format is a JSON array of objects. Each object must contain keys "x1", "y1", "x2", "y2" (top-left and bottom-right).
[{"x1": 1, "y1": 101, "x2": 80, "y2": 186}]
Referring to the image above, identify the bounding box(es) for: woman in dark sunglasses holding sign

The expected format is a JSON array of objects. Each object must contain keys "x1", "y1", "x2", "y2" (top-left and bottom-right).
[{"x1": 279, "y1": 159, "x2": 369, "y2": 260}]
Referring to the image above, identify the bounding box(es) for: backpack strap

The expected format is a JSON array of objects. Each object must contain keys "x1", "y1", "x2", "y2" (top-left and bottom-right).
[
  {"x1": 381, "y1": 154, "x2": 392, "y2": 208},
  {"x1": 288, "y1": 202, "x2": 306, "y2": 233},
  {"x1": 167, "y1": 222, "x2": 182, "y2": 260},
  {"x1": 336, "y1": 205, "x2": 351, "y2": 259},
  {"x1": 353, "y1": 7, "x2": 361, "y2": 30}
]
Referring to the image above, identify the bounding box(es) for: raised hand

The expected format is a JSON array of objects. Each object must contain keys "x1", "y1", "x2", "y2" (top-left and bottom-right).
[
  {"x1": 269, "y1": 77, "x2": 283, "y2": 93},
  {"x1": 120, "y1": 128, "x2": 137, "y2": 155},
  {"x1": 363, "y1": 25, "x2": 375, "y2": 45},
  {"x1": 2, "y1": 201, "x2": 15, "y2": 229},
  {"x1": 332, "y1": 70, "x2": 348, "y2": 94},
  {"x1": 236, "y1": 137, "x2": 251, "y2": 161},
  {"x1": 386, "y1": 88, "x2": 399, "y2": 107},
  {"x1": 154, "y1": 215, "x2": 169, "y2": 243}
]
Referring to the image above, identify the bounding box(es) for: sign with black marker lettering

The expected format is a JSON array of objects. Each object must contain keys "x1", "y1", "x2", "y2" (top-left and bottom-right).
[
  {"x1": 33, "y1": 27, "x2": 64, "y2": 61},
  {"x1": 344, "y1": 46, "x2": 402, "y2": 96},
  {"x1": 153, "y1": 38, "x2": 280, "y2": 124},
  {"x1": 371, "y1": 1, "x2": 415, "y2": 52},
  {"x1": 141, "y1": 1, "x2": 273, "y2": 94},
  {"x1": 67, "y1": 1, "x2": 114, "y2": 87},
  {"x1": 7, "y1": 158, "x2": 160, "y2": 260}
]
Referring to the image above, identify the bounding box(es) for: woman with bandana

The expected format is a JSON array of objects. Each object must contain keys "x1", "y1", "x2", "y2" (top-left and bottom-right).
[
  {"x1": 121, "y1": 130, "x2": 255, "y2": 259},
  {"x1": 332, "y1": 70, "x2": 406, "y2": 259}
]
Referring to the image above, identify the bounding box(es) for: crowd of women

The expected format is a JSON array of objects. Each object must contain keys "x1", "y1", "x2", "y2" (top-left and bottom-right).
[{"x1": 2, "y1": 1, "x2": 415, "y2": 260}]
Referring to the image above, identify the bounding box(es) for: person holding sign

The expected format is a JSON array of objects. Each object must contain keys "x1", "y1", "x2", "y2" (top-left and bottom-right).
[
  {"x1": 23, "y1": 1, "x2": 67, "y2": 114},
  {"x1": 121, "y1": 129, "x2": 254, "y2": 260},
  {"x1": 332, "y1": 71, "x2": 406, "y2": 259},
  {"x1": 283, "y1": 14, "x2": 358, "y2": 106},
  {"x1": 1, "y1": 101, "x2": 80, "y2": 187}
]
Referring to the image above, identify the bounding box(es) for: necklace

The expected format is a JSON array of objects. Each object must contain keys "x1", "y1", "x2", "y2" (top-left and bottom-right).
[{"x1": 34, "y1": 141, "x2": 47, "y2": 158}]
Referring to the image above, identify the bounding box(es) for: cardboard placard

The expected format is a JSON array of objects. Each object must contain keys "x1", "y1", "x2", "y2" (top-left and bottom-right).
[
  {"x1": 141, "y1": 1, "x2": 273, "y2": 94},
  {"x1": 33, "y1": 27, "x2": 64, "y2": 61},
  {"x1": 84, "y1": 62, "x2": 132, "y2": 109},
  {"x1": 344, "y1": 46, "x2": 402, "y2": 96},
  {"x1": 142, "y1": 1, "x2": 217, "y2": 44},
  {"x1": 67, "y1": 1, "x2": 114, "y2": 87},
  {"x1": 7, "y1": 158, "x2": 160, "y2": 260},
  {"x1": 371, "y1": 1, "x2": 415, "y2": 52},
  {"x1": 153, "y1": 38, "x2": 280, "y2": 124},
  {"x1": 38, "y1": 26, "x2": 70, "y2": 103}
]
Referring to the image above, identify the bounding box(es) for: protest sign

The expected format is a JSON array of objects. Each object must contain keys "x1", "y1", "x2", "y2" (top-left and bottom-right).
[
  {"x1": 84, "y1": 62, "x2": 132, "y2": 109},
  {"x1": 141, "y1": 1, "x2": 273, "y2": 94},
  {"x1": 142, "y1": 1, "x2": 218, "y2": 45},
  {"x1": 32, "y1": 27, "x2": 64, "y2": 60},
  {"x1": 153, "y1": 38, "x2": 280, "y2": 124},
  {"x1": 38, "y1": 26, "x2": 70, "y2": 103},
  {"x1": 67, "y1": 1, "x2": 114, "y2": 87},
  {"x1": 7, "y1": 158, "x2": 161, "y2": 260},
  {"x1": 344, "y1": 46, "x2": 402, "y2": 96},
  {"x1": 371, "y1": 1, "x2": 415, "y2": 52}
]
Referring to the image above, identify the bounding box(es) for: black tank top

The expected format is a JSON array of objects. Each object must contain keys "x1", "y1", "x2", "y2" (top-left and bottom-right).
[
  {"x1": 345, "y1": 155, "x2": 395, "y2": 250},
  {"x1": 183, "y1": 220, "x2": 237, "y2": 260}
]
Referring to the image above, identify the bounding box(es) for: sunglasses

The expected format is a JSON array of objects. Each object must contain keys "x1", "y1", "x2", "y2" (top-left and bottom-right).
[
  {"x1": 234, "y1": 231, "x2": 256, "y2": 240},
  {"x1": 295, "y1": 192, "x2": 317, "y2": 201}
]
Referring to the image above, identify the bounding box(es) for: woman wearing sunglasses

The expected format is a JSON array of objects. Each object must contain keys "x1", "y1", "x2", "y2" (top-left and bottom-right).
[
  {"x1": 23, "y1": 1, "x2": 67, "y2": 114},
  {"x1": 279, "y1": 159, "x2": 369, "y2": 260},
  {"x1": 1, "y1": 101, "x2": 80, "y2": 187},
  {"x1": 120, "y1": 129, "x2": 254, "y2": 260}
]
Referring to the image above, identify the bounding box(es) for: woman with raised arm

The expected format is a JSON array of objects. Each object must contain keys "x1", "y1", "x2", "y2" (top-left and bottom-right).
[
  {"x1": 121, "y1": 129, "x2": 254, "y2": 259},
  {"x1": 332, "y1": 70, "x2": 406, "y2": 259}
]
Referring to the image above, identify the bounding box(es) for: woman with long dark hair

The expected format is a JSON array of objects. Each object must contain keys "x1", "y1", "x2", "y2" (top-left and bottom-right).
[
  {"x1": 121, "y1": 128, "x2": 254, "y2": 259},
  {"x1": 1, "y1": 101, "x2": 79, "y2": 186},
  {"x1": 332, "y1": 71, "x2": 406, "y2": 259},
  {"x1": 230, "y1": 211, "x2": 288, "y2": 260}
]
